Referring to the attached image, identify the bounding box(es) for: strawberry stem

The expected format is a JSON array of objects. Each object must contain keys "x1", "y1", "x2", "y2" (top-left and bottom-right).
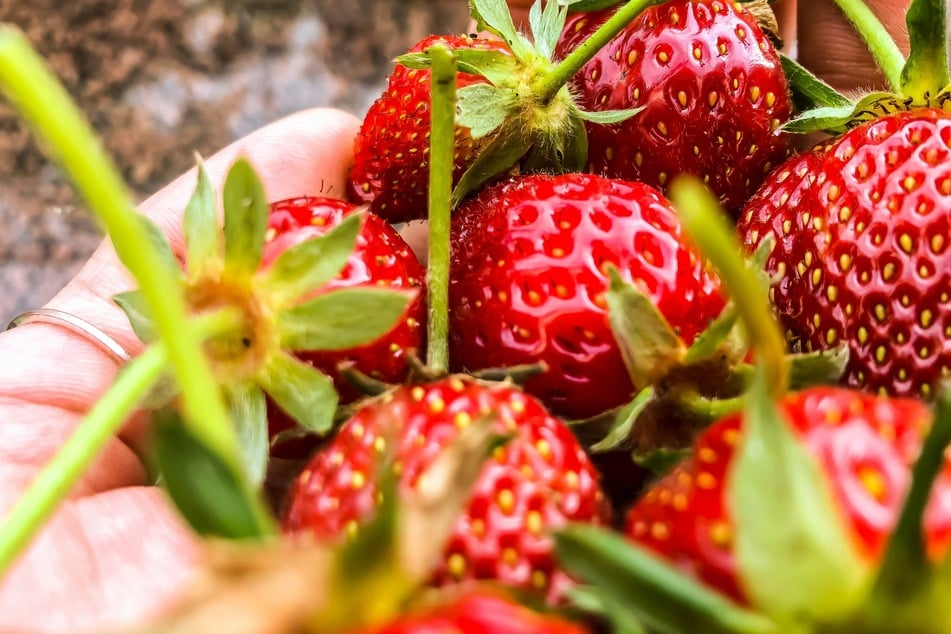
[
  {"x1": 829, "y1": 0, "x2": 906, "y2": 91},
  {"x1": 669, "y1": 177, "x2": 788, "y2": 398},
  {"x1": 536, "y1": 0, "x2": 659, "y2": 102},
  {"x1": 0, "y1": 26, "x2": 243, "y2": 470},
  {"x1": 425, "y1": 44, "x2": 457, "y2": 373},
  {"x1": 0, "y1": 308, "x2": 246, "y2": 577}
]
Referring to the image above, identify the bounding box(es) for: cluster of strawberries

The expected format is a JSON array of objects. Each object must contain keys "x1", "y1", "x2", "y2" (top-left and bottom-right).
[{"x1": 137, "y1": 0, "x2": 951, "y2": 631}]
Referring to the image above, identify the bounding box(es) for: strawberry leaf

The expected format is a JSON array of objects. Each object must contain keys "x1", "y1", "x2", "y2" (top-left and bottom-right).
[
  {"x1": 256, "y1": 352, "x2": 338, "y2": 434},
  {"x1": 457, "y1": 84, "x2": 516, "y2": 139},
  {"x1": 590, "y1": 386, "x2": 654, "y2": 453},
  {"x1": 226, "y1": 383, "x2": 268, "y2": 489},
  {"x1": 554, "y1": 525, "x2": 779, "y2": 634},
  {"x1": 258, "y1": 211, "x2": 362, "y2": 306},
  {"x1": 113, "y1": 290, "x2": 157, "y2": 344},
  {"x1": 277, "y1": 287, "x2": 416, "y2": 351},
  {"x1": 577, "y1": 106, "x2": 645, "y2": 124},
  {"x1": 451, "y1": 128, "x2": 533, "y2": 207},
  {"x1": 782, "y1": 91, "x2": 903, "y2": 135},
  {"x1": 557, "y1": 0, "x2": 624, "y2": 11},
  {"x1": 730, "y1": 366, "x2": 870, "y2": 624},
  {"x1": 900, "y1": 0, "x2": 950, "y2": 99},
  {"x1": 786, "y1": 345, "x2": 850, "y2": 389},
  {"x1": 632, "y1": 446, "x2": 691, "y2": 477},
  {"x1": 779, "y1": 54, "x2": 851, "y2": 112},
  {"x1": 605, "y1": 266, "x2": 685, "y2": 389},
  {"x1": 683, "y1": 304, "x2": 739, "y2": 365},
  {"x1": 529, "y1": 0, "x2": 569, "y2": 60},
  {"x1": 137, "y1": 214, "x2": 182, "y2": 282},
  {"x1": 565, "y1": 585, "x2": 648, "y2": 634},
  {"x1": 397, "y1": 49, "x2": 518, "y2": 87},
  {"x1": 222, "y1": 157, "x2": 269, "y2": 277},
  {"x1": 152, "y1": 407, "x2": 274, "y2": 539},
  {"x1": 183, "y1": 156, "x2": 221, "y2": 278},
  {"x1": 468, "y1": 0, "x2": 532, "y2": 59}
]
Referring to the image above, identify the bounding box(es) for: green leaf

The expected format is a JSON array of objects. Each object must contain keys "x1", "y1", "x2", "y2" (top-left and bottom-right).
[
  {"x1": 557, "y1": 0, "x2": 624, "y2": 11},
  {"x1": 152, "y1": 408, "x2": 274, "y2": 539},
  {"x1": 183, "y1": 155, "x2": 221, "y2": 278},
  {"x1": 632, "y1": 446, "x2": 691, "y2": 477},
  {"x1": 554, "y1": 525, "x2": 779, "y2": 634},
  {"x1": 113, "y1": 290, "x2": 157, "y2": 344},
  {"x1": 731, "y1": 367, "x2": 870, "y2": 624},
  {"x1": 565, "y1": 585, "x2": 648, "y2": 634},
  {"x1": 457, "y1": 84, "x2": 516, "y2": 139},
  {"x1": 137, "y1": 214, "x2": 182, "y2": 282},
  {"x1": 577, "y1": 106, "x2": 645, "y2": 124},
  {"x1": 590, "y1": 386, "x2": 654, "y2": 453},
  {"x1": 226, "y1": 383, "x2": 268, "y2": 489},
  {"x1": 259, "y1": 212, "x2": 362, "y2": 307},
  {"x1": 278, "y1": 287, "x2": 415, "y2": 352},
  {"x1": 451, "y1": 127, "x2": 533, "y2": 207},
  {"x1": 468, "y1": 0, "x2": 533, "y2": 58},
  {"x1": 396, "y1": 49, "x2": 519, "y2": 87},
  {"x1": 786, "y1": 345, "x2": 850, "y2": 390},
  {"x1": 256, "y1": 352, "x2": 338, "y2": 435},
  {"x1": 900, "y1": 0, "x2": 950, "y2": 99},
  {"x1": 521, "y1": 110, "x2": 589, "y2": 174},
  {"x1": 782, "y1": 91, "x2": 909, "y2": 135},
  {"x1": 779, "y1": 53, "x2": 852, "y2": 112},
  {"x1": 530, "y1": 0, "x2": 569, "y2": 60},
  {"x1": 605, "y1": 266, "x2": 685, "y2": 389},
  {"x1": 683, "y1": 304, "x2": 739, "y2": 366},
  {"x1": 222, "y1": 157, "x2": 269, "y2": 277}
]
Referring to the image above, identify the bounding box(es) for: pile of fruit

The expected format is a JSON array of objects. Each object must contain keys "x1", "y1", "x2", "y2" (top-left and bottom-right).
[{"x1": 0, "y1": 0, "x2": 949, "y2": 632}]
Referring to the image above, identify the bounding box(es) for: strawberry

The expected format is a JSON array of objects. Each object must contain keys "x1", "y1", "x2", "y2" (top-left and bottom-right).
[
  {"x1": 281, "y1": 375, "x2": 611, "y2": 602},
  {"x1": 348, "y1": 589, "x2": 591, "y2": 634},
  {"x1": 347, "y1": 34, "x2": 512, "y2": 223},
  {"x1": 625, "y1": 386, "x2": 951, "y2": 603},
  {"x1": 448, "y1": 172, "x2": 727, "y2": 421},
  {"x1": 262, "y1": 196, "x2": 427, "y2": 404},
  {"x1": 553, "y1": 0, "x2": 793, "y2": 214},
  {"x1": 738, "y1": 108, "x2": 951, "y2": 401}
]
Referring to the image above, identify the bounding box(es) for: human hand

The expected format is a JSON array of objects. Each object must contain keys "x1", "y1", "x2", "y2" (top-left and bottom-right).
[{"x1": 0, "y1": 107, "x2": 360, "y2": 633}]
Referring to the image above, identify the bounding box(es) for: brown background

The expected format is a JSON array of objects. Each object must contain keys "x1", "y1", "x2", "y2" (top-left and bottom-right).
[{"x1": 0, "y1": 0, "x2": 470, "y2": 323}]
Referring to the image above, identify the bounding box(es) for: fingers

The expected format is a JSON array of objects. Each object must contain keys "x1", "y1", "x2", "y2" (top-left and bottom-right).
[{"x1": 796, "y1": 0, "x2": 911, "y2": 93}]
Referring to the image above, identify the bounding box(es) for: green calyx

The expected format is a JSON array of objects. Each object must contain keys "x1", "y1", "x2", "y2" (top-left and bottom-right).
[
  {"x1": 116, "y1": 157, "x2": 415, "y2": 488},
  {"x1": 400, "y1": 0, "x2": 649, "y2": 206},
  {"x1": 783, "y1": 0, "x2": 951, "y2": 135}
]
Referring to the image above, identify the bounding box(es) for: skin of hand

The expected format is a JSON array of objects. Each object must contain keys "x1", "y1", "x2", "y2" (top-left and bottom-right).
[{"x1": 0, "y1": 107, "x2": 361, "y2": 634}]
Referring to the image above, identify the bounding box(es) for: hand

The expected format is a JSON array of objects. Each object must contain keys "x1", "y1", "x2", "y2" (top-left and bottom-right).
[{"x1": 0, "y1": 107, "x2": 360, "y2": 633}]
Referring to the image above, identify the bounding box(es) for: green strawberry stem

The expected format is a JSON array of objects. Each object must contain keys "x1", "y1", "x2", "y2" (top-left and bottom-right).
[
  {"x1": 536, "y1": 0, "x2": 660, "y2": 102},
  {"x1": 0, "y1": 308, "x2": 246, "y2": 577},
  {"x1": 830, "y1": 0, "x2": 905, "y2": 91},
  {"x1": 0, "y1": 26, "x2": 242, "y2": 467},
  {"x1": 425, "y1": 44, "x2": 457, "y2": 373},
  {"x1": 669, "y1": 177, "x2": 788, "y2": 398},
  {"x1": 678, "y1": 391, "x2": 745, "y2": 422},
  {"x1": 866, "y1": 384, "x2": 951, "y2": 613}
]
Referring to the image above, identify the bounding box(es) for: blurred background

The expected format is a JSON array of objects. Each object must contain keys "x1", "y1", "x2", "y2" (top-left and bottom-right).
[{"x1": 0, "y1": 0, "x2": 471, "y2": 323}]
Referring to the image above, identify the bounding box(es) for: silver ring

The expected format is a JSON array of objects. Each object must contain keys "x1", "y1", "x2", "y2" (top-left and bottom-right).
[{"x1": 6, "y1": 308, "x2": 132, "y2": 364}]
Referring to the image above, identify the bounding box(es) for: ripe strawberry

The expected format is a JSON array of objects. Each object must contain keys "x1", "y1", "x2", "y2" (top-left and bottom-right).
[
  {"x1": 448, "y1": 172, "x2": 726, "y2": 420},
  {"x1": 348, "y1": 590, "x2": 591, "y2": 634},
  {"x1": 262, "y1": 196, "x2": 427, "y2": 404},
  {"x1": 554, "y1": 0, "x2": 792, "y2": 213},
  {"x1": 737, "y1": 109, "x2": 951, "y2": 400},
  {"x1": 347, "y1": 34, "x2": 512, "y2": 223},
  {"x1": 625, "y1": 386, "x2": 951, "y2": 603},
  {"x1": 281, "y1": 376, "x2": 611, "y2": 601}
]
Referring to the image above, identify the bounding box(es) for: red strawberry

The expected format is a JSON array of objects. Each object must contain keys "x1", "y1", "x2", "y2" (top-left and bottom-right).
[
  {"x1": 625, "y1": 386, "x2": 951, "y2": 603},
  {"x1": 281, "y1": 375, "x2": 611, "y2": 602},
  {"x1": 554, "y1": 0, "x2": 792, "y2": 213},
  {"x1": 448, "y1": 172, "x2": 726, "y2": 420},
  {"x1": 262, "y1": 196, "x2": 427, "y2": 404},
  {"x1": 348, "y1": 590, "x2": 591, "y2": 634},
  {"x1": 347, "y1": 35, "x2": 512, "y2": 223},
  {"x1": 738, "y1": 109, "x2": 951, "y2": 400}
]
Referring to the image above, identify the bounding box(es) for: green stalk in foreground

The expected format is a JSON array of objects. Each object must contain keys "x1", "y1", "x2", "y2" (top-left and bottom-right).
[
  {"x1": 0, "y1": 26, "x2": 240, "y2": 467},
  {"x1": 830, "y1": 0, "x2": 906, "y2": 91},
  {"x1": 425, "y1": 44, "x2": 457, "y2": 373}
]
